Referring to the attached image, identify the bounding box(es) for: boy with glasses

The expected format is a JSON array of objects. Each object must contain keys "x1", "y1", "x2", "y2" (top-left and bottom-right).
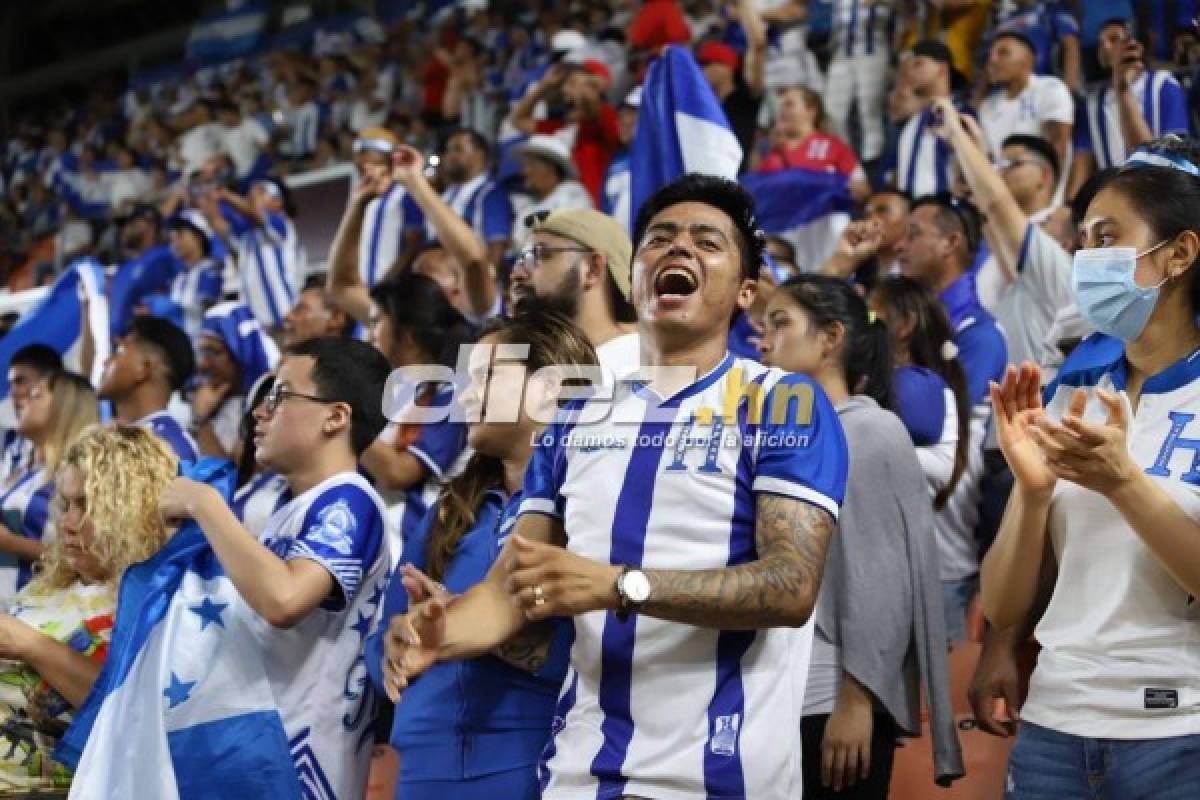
[{"x1": 159, "y1": 336, "x2": 393, "y2": 799}]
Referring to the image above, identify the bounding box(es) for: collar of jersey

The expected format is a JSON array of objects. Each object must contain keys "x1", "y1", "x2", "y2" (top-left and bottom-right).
[
  {"x1": 1062, "y1": 341, "x2": 1200, "y2": 396},
  {"x1": 630, "y1": 352, "x2": 736, "y2": 408}
]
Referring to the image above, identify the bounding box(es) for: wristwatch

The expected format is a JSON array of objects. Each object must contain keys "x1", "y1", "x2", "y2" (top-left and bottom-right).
[{"x1": 615, "y1": 567, "x2": 650, "y2": 622}]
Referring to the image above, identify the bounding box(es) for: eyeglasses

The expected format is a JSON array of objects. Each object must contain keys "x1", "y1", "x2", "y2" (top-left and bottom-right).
[
  {"x1": 514, "y1": 243, "x2": 592, "y2": 270},
  {"x1": 262, "y1": 384, "x2": 334, "y2": 415},
  {"x1": 996, "y1": 158, "x2": 1036, "y2": 172}
]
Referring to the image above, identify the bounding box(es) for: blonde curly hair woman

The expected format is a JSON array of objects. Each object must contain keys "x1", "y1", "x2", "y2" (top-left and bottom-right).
[{"x1": 0, "y1": 425, "x2": 176, "y2": 795}]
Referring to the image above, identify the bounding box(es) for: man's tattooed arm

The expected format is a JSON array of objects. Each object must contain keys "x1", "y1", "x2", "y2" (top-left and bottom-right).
[{"x1": 639, "y1": 493, "x2": 835, "y2": 630}]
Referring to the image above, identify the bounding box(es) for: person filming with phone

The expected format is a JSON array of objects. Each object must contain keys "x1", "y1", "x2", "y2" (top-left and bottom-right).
[
  {"x1": 980, "y1": 135, "x2": 1200, "y2": 798},
  {"x1": 1069, "y1": 19, "x2": 1190, "y2": 197}
]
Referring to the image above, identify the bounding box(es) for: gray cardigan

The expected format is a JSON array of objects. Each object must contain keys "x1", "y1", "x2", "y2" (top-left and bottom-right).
[{"x1": 816, "y1": 396, "x2": 964, "y2": 786}]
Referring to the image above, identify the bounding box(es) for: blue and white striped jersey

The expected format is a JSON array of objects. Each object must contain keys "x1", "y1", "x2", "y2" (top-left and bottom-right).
[
  {"x1": 232, "y1": 211, "x2": 303, "y2": 331},
  {"x1": 521, "y1": 355, "x2": 848, "y2": 799},
  {"x1": 358, "y1": 185, "x2": 424, "y2": 288},
  {"x1": 138, "y1": 410, "x2": 199, "y2": 464},
  {"x1": 1077, "y1": 69, "x2": 1190, "y2": 169},
  {"x1": 169, "y1": 258, "x2": 224, "y2": 340}
]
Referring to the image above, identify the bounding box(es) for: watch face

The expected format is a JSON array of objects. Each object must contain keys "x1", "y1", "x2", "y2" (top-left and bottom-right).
[{"x1": 625, "y1": 570, "x2": 651, "y2": 604}]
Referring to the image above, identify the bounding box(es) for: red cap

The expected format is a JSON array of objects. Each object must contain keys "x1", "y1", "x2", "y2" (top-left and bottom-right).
[
  {"x1": 581, "y1": 59, "x2": 612, "y2": 87},
  {"x1": 696, "y1": 41, "x2": 739, "y2": 69}
]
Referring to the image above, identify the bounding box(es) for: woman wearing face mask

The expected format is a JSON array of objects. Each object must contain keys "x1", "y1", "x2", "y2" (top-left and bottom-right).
[
  {"x1": 759, "y1": 275, "x2": 962, "y2": 797},
  {"x1": 367, "y1": 311, "x2": 596, "y2": 800},
  {"x1": 981, "y1": 136, "x2": 1200, "y2": 798}
]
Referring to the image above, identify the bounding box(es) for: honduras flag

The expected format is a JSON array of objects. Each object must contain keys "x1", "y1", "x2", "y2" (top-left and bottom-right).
[
  {"x1": 57, "y1": 459, "x2": 302, "y2": 799},
  {"x1": 628, "y1": 46, "x2": 743, "y2": 232},
  {"x1": 185, "y1": 0, "x2": 267, "y2": 64},
  {"x1": 740, "y1": 167, "x2": 853, "y2": 272},
  {"x1": 0, "y1": 259, "x2": 110, "y2": 427}
]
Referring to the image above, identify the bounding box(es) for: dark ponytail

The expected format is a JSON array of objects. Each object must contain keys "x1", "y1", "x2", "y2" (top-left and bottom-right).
[
  {"x1": 424, "y1": 310, "x2": 599, "y2": 582},
  {"x1": 776, "y1": 274, "x2": 895, "y2": 411},
  {"x1": 873, "y1": 276, "x2": 970, "y2": 510}
]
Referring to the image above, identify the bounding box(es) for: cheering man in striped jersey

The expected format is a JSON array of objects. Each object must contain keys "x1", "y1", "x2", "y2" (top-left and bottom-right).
[{"x1": 383, "y1": 174, "x2": 848, "y2": 799}]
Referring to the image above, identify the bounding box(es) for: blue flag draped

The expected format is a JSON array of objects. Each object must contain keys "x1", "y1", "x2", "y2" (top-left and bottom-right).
[{"x1": 58, "y1": 459, "x2": 302, "y2": 799}]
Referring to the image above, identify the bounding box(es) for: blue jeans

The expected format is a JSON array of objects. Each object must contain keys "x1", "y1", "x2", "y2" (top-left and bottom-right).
[
  {"x1": 1006, "y1": 721, "x2": 1200, "y2": 799},
  {"x1": 941, "y1": 575, "x2": 977, "y2": 642}
]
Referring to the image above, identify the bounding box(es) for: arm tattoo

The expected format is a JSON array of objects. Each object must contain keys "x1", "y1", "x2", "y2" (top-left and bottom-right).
[
  {"x1": 640, "y1": 494, "x2": 835, "y2": 630},
  {"x1": 491, "y1": 620, "x2": 555, "y2": 672}
]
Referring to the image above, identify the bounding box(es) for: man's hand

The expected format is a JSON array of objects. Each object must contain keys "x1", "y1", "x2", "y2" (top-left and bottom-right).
[
  {"x1": 825, "y1": 219, "x2": 884, "y2": 277},
  {"x1": 353, "y1": 163, "x2": 392, "y2": 206},
  {"x1": 390, "y1": 145, "x2": 428, "y2": 191},
  {"x1": 1113, "y1": 40, "x2": 1144, "y2": 93},
  {"x1": 504, "y1": 535, "x2": 621, "y2": 622}
]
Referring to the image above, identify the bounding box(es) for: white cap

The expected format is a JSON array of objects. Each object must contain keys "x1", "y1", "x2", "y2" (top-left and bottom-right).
[
  {"x1": 517, "y1": 134, "x2": 577, "y2": 177},
  {"x1": 552, "y1": 29, "x2": 588, "y2": 55},
  {"x1": 622, "y1": 86, "x2": 643, "y2": 109}
]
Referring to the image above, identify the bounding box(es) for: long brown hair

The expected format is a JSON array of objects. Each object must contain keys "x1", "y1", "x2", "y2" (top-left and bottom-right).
[
  {"x1": 424, "y1": 311, "x2": 599, "y2": 581},
  {"x1": 872, "y1": 276, "x2": 971, "y2": 510},
  {"x1": 43, "y1": 371, "x2": 100, "y2": 479}
]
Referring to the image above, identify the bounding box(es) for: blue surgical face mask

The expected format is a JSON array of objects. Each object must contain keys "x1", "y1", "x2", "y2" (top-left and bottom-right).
[{"x1": 1071, "y1": 240, "x2": 1169, "y2": 341}]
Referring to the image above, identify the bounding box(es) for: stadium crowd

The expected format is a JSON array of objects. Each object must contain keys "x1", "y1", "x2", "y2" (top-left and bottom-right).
[{"x1": 0, "y1": 0, "x2": 1198, "y2": 798}]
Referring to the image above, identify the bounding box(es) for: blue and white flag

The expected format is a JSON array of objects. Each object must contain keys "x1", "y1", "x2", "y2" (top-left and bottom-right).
[
  {"x1": 185, "y1": 0, "x2": 267, "y2": 64},
  {"x1": 0, "y1": 259, "x2": 110, "y2": 427},
  {"x1": 628, "y1": 46, "x2": 743, "y2": 232},
  {"x1": 740, "y1": 167, "x2": 854, "y2": 271},
  {"x1": 58, "y1": 459, "x2": 302, "y2": 799}
]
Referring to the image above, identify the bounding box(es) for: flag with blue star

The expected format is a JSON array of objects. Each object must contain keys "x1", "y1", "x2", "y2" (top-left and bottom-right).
[
  {"x1": 190, "y1": 596, "x2": 228, "y2": 630},
  {"x1": 57, "y1": 458, "x2": 303, "y2": 799}
]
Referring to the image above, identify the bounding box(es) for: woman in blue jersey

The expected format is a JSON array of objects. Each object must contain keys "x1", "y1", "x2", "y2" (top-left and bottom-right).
[
  {"x1": 361, "y1": 272, "x2": 476, "y2": 550},
  {"x1": 367, "y1": 310, "x2": 596, "y2": 800},
  {"x1": 871, "y1": 275, "x2": 981, "y2": 643},
  {"x1": 982, "y1": 137, "x2": 1200, "y2": 798},
  {"x1": 758, "y1": 274, "x2": 962, "y2": 798},
  {"x1": 0, "y1": 371, "x2": 98, "y2": 603}
]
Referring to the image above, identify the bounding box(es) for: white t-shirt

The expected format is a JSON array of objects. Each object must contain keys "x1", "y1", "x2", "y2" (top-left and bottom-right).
[
  {"x1": 247, "y1": 471, "x2": 391, "y2": 799},
  {"x1": 1023, "y1": 353, "x2": 1200, "y2": 738},
  {"x1": 594, "y1": 332, "x2": 641, "y2": 384},
  {"x1": 979, "y1": 74, "x2": 1074, "y2": 161},
  {"x1": 986, "y1": 222, "x2": 1074, "y2": 369},
  {"x1": 222, "y1": 118, "x2": 269, "y2": 179}
]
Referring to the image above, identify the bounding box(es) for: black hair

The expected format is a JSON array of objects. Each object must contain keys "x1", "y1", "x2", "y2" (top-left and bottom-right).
[
  {"x1": 129, "y1": 315, "x2": 195, "y2": 392},
  {"x1": 9, "y1": 344, "x2": 62, "y2": 377},
  {"x1": 778, "y1": 275, "x2": 894, "y2": 409},
  {"x1": 301, "y1": 274, "x2": 356, "y2": 336},
  {"x1": 369, "y1": 272, "x2": 476, "y2": 368},
  {"x1": 872, "y1": 276, "x2": 970, "y2": 509},
  {"x1": 1103, "y1": 136, "x2": 1200, "y2": 315},
  {"x1": 445, "y1": 127, "x2": 492, "y2": 164},
  {"x1": 287, "y1": 336, "x2": 392, "y2": 456},
  {"x1": 870, "y1": 186, "x2": 912, "y2": 206},
  {"x1": 911, "y1": 193, "x2": 982, "y2": 266},
  {"x1": 1002, "y1": 133, "x2": 1061, "y2": 182},
  {"x1": 765, "y1": 234, "x2": 797, "y2": 266},
  {"x1": 237, "y1": 374, "x2": 275, "y2": 487},
  {"x1": 606, "y1": 271, "x2": 637, "y2": 324},
  {"x1": 1069, "y1": 167, "x2": 1118, "y2": 229},
  {"x1": 633, "y1": 174, "x2": 764, "y2": 281}
]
